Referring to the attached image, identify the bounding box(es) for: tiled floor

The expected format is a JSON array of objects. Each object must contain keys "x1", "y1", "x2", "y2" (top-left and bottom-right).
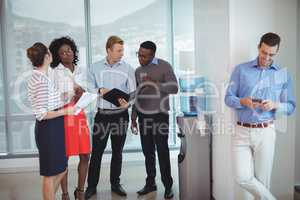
[{"x1": 0, "y1": 158, "x2": 179, "y2": 200}]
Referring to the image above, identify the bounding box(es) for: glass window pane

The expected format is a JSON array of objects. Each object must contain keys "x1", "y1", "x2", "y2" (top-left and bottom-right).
[
  {"x1": 0, "y1": 122, "x2": 7, "y2": 153},
  {"x1": 173, "y1": 0, "x2": 195, "y2": 145},
  {"x1": 4, "y1": 0, "x2": 86, "y2": 153},
  {"x1": 0, "y1": 23, "x2": 7, "y2": 153},
  {"x1": 90, "y1": 0, "x2": 173, "y2": 149},
  {"x1": 90, "y1": 0, "x2": 172, "y2": 66},
  {"x1": 0, "y1": 54, "x2": 4, "y2": 117},
  {"x1": 173, "y1": 0, "x2": 195, "y2": 70},
  {"x1": 5, "y1": 0, "x2": 86, "y2": 115},
  {"x1": 11, "y1": 120, "x2": 37, "y2": 153}
]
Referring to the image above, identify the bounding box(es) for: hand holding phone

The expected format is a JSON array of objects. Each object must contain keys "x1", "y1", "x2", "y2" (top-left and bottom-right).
[
  {"x1": 261, "y1": 100, "x2": 278, "y2": 111},
  {"x1": 252, "y1": 98, "x2": 262, "y2": 103}
]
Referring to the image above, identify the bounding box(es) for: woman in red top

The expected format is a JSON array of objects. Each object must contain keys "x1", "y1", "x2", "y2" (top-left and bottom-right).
[{"x1": 49, "y1": 36, "x2": 91, "y2": 200}]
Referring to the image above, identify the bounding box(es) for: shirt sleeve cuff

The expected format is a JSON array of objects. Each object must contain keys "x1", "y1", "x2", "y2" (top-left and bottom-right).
[{"x1": 36, "y1": 109, "x2": 47, "y2": 121}]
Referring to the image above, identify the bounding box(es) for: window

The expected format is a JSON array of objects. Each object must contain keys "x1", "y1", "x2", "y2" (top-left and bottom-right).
[
  {"x1": 90, "y1": 0, "x2": 173, "y2": 149},
  {"x1": 0, "y1": 17, "x2": 7, "y2": 153},
  {"x1": 0, "y1": 0, "x2": 195, "y2": 156},
  {"x1": 0, "y1": 122, "x2": 6, "y2": 153},
  {"x1": 1, "y1": 0, "x2": 86, "y2": 154}
]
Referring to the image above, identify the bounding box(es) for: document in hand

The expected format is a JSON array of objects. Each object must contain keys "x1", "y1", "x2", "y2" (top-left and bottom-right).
[
  {"x1": 74, "y1": 92, "x2": 98, "y2": 115},
  {"x1": 102, "y1": 88, "x2": 132, "y2": 106}
]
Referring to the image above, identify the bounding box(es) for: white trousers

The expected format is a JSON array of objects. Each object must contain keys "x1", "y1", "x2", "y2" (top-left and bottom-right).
[{"x1": 232, "y1": 124, "x2": 276, "y2": 200}]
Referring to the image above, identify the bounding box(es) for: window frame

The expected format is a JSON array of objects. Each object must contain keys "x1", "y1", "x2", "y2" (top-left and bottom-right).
[{"x1": 0, "y1": 0, "x2": 183, "y2": 159}]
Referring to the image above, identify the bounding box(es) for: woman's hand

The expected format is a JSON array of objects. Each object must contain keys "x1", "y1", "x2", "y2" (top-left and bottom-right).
[{"x1": 73, "y1": 86, "x2": 85, "y2": 103}]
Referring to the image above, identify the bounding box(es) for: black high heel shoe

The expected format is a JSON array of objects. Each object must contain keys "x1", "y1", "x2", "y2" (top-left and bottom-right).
[{"x1": 74, "y1": 188, "x2": 85, "y2": 200}]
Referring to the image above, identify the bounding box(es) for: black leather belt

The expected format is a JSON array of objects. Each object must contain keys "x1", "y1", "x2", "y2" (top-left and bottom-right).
[
  {"x1": 97, "y1": 108, "x2": 127, "y2": 114},
  {"x1": 237, "y1": 121, "x2": 273, "y2": 128}
]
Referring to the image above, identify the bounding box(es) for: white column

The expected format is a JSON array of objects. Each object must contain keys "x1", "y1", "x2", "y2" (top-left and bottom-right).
[
  {"x1": 194, "y1": 1, "x2": 234, "y2": 200},
  {"x1": 194, "y1": 0, "x2": 297, "y2": 199}
]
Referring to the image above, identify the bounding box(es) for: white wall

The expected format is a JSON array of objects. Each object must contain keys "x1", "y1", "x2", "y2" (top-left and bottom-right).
[
  {"x1": 194, "y1": 0, "x2": 298, "y2": 199},
  {"x1": 194, "y1": 1, "x2": 234, "y2": 200},
  {"x1": 230, "y1": 1, "x2": 297, "y2": 199}
]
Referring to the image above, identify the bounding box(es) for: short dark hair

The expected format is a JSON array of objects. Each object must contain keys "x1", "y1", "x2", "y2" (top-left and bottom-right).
[
  {"x1": 49, "y1": 36, "x2": 79, "y2": 68},
  {"x1": 259, "y1": 32, "x2": 281, "y2": 49},
  {"x1": 140, "y1": 41, "x2": 156, "y2": 54},
  {"x1": 27, "y1": 42, "x2": 48, "y2": 67}
]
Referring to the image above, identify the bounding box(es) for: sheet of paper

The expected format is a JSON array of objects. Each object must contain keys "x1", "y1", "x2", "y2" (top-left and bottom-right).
[{"x1": 74, "y1": 92, "x2": 98, "y2": 115}]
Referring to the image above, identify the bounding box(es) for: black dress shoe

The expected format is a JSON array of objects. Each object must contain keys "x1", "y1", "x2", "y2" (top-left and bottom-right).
[
  {"x1": 137, "y1": 184, "x2": 157, "y2": 195},
  {"x1": 164, "y1": 188, "x2": 174, "y2": 199},
  {"x1": 85, "y1": 187, "x2": 97, "y2": 199},
  {"x1": 111, "y1": 184, "x2": 127, "y2": 196}
]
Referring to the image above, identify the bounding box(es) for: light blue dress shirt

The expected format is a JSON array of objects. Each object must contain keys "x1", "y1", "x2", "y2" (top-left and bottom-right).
[
  {"x1": 151, "y1": 57, "x2": 158, "y2": 65},
  {"x1": 87, "y1": 58, "x2": 136, "y2": 109},
  {"x1": 225, "y1": 58, "x2": 296, "y2": 123}
]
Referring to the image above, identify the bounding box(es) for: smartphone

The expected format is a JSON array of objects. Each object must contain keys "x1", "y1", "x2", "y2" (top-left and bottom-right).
[{"x1": 252, "y1": 98, "x2": 262, "y2": 103}]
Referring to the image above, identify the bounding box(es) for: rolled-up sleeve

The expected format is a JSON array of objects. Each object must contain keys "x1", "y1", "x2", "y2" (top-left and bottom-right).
[
  {"x1": 32, "y1": 80, "x2": 49, "y2": 121},
  {"x1": 224, "y1": 66, "x2": 244, "y2": 109},
  {"x1": 276, "y1": 74, "x2": 296, "y2": 116},
  {"x1": 86, "y1": 65, "x2": 99, "y2": 94}
]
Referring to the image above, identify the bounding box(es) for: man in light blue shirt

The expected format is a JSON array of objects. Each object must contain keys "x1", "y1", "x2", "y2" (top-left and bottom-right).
[
  {"x1": 85, "y1": 36, "x2": 136, "y2": 199},
  {"x1": 88, "y1": 54, "x2": 136, "y2": 111},
  {"x1": 225, "y1": 32, "x2": 295, "y2": 200}
]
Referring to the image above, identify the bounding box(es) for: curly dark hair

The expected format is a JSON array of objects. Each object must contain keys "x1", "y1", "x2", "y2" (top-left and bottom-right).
[{"x1": 49, "y1": 36, "x2": 79, "y2": 68}]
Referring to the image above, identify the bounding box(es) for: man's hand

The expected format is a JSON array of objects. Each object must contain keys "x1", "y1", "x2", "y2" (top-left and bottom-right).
[
  {"x1": 118, "y1": 98, "x2": 129, "y2": 109},
  {"x1": 240, "y1": 97, "x2": 261, "y2": 109},
  {"x1": 131, "y1": 119, "x2": 138, "y2": 135},
  {"x1": 261, "y1": 100, "x2": 278, "y2": 111},
  {"x1": 99, "y1": 88, "x2": 110, "y2": 96}
]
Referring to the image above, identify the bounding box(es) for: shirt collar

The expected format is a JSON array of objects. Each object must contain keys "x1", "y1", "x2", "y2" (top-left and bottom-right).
[
  {"x1": 252, "y1": 57, "x2": 279, "y2": 70},
  {"x1": 151, "y1": 57, "x2": 158, "y2": 65},
  {"x1": 104, "y1": 57, "x2": 123, "y2": 67},
  {"x1": 143, "y1": 57, "x2": 158, "y2": 66},
  {"x1": 56, "y1": 63, "x2": 65, "y2": 70},
  {"x1": 56, "y1": 63, "x2": 77, "y2": 73}
]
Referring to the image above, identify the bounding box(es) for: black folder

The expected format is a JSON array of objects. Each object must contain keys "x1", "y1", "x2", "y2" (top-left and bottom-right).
[{"x1": 102, "y1": 88, "x2": 130, "y2": 106}]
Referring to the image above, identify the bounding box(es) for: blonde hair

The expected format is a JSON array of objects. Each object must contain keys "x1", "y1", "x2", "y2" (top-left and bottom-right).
[{"x1": 106, "y1": 35, "x2": 124, "y2": 51}]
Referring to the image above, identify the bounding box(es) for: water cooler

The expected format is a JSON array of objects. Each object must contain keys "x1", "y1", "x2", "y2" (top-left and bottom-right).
[{"x1": 177, "y1": 75, "x2": 213, "y2": 200}]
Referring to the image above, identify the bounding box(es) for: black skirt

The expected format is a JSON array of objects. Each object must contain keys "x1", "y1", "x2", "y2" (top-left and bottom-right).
[{"x1": 35, "y1": 116, "x2": 67, "y2": 176}]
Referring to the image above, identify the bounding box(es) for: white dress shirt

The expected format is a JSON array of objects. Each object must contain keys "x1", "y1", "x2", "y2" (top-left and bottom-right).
[{"x1": 49, "y1": 63, "x2": 84, "y2": 104}]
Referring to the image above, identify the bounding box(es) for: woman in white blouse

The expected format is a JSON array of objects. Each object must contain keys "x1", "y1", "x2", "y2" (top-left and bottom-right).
[
  {"x1": 27, "y1": 42, "x2": 75, "y2": 200},
  {"x1": 49, "y1": 36, "x2": 91, "y2": 200}
]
